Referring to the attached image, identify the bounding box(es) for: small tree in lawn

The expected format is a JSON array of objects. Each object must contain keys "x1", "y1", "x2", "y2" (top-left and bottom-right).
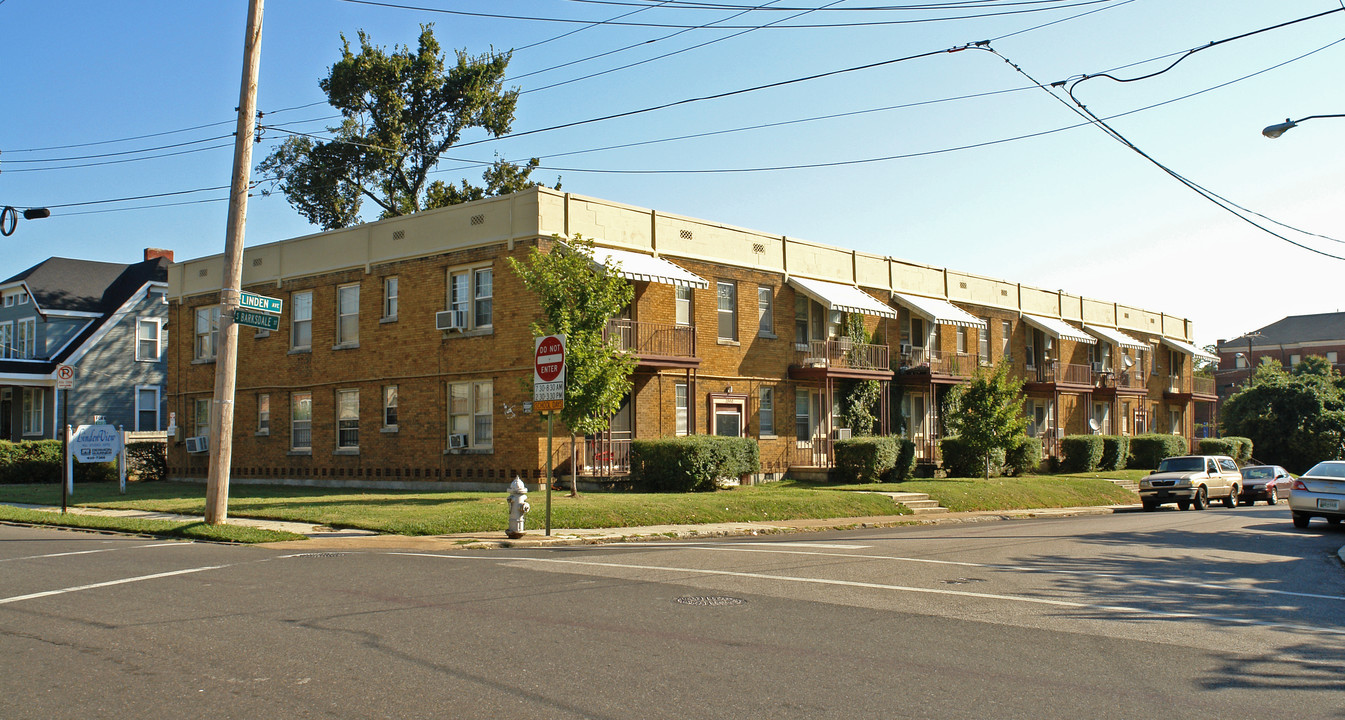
[
  {"x1": 944, "y1": 360, "x2": 1027, "y2": 479},
  {"x1": 507, "y1": 235, "x2": 636, "y2": 496}
]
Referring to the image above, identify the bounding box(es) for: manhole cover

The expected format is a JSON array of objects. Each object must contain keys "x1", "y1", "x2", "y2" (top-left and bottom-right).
[{"x1": 675, "y1": 596, "x2": 746, "y2": 606}]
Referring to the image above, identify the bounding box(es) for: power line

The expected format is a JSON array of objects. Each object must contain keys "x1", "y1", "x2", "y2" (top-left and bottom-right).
[
  {"x1": 2, "y1": 134, "x2": 234, "y2": 164},
  {"x1": 2, "y1": 142, "x2": 236, "y2": 173}
]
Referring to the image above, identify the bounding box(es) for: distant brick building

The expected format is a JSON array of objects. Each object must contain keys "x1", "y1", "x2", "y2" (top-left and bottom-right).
[
  {"x1": 1215, "y1": 312, "x2": 1345, "y2": 407},
  {"x1": 166, "y1": 188, "x2": 1214, "y2": 487}
]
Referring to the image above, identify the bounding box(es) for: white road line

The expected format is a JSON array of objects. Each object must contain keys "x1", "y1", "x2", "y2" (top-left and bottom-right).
[
  {"x1": 0, "y1": 542, "x2": 192, "y2": 564},
  {"x1": 730, "y1": 542, "x2": 870, "y2": 549},
  {"x1": 0, "y1": 565, "x2": 229, "y2": 606},
  {"x1": 626, "y1": 544, "x2": 1345, "y2": 603},
  {"x1": 389, "y1": 552, "x2": 1345, "y2": 636}
]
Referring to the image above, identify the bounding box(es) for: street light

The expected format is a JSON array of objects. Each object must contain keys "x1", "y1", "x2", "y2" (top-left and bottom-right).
[{"x1": 1262, "y1": 114, "x2": 1345, "y2": 138}]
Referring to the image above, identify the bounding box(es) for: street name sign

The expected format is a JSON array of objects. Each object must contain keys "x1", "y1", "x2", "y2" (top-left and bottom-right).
[
  {"x1": 239, "y1": 290, "x2": 283, "y2": 314},
  {"x1": 533, "y1": 334, "x2": 566, "y2": 410},
  {"x1": 234, "y1": 309, "x2": 280, "y2": 331}
]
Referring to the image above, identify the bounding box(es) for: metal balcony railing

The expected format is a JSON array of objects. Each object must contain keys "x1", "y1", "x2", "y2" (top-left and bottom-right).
[
  {"x1": 901, "y1": 348, "x2": 980, "y2": 377},
  {"x1": 604, "y1": 319, "x2": 697, "y2": 359},
  {"x1": 1032, "y1": 361, "x2": 1092, "y2": 385},
  {"x1": 797, "y1": 339, "x2": 889, "y2": 372},
  {"x1": 1193, "y1": 376, "x2": 1215, "y2": 396}
]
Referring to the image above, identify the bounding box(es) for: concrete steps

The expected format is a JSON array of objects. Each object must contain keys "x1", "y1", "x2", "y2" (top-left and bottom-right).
[
  {"x1": 1100, "y1": 478, "x2": 1140, "y2": 493},
  {"x1": 883, "y1": 491, "x2": 948, "y2": 515}
]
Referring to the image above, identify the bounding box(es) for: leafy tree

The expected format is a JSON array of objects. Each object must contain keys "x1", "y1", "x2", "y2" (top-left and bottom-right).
[
  {"x1": 943, "y1": 360, "x2": 1027, "y2": 479},
  {"x1": 259, "y1": 25, "x2": 558, "y2": 230},
  {"x1": 507, "y1": 235, "x2": 637, "y2": 496},
  {"x1": 1221, "y1": 358, "x2": 1345, "y2": 473}
]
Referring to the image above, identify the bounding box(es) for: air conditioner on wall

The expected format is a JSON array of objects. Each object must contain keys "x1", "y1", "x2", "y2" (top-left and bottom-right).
[
  {"x1": 435, "y1": 310, "x2": 468, "y2": 331},
  {"x1": 1092, "y1": 362, "x2": 1104, "y2": 373},
  {"x1": 448, "y1": 433, "x2": 469, "y2": 449},
  {"x1": 899, "y1": 342, "x2": 912, "y2": 355},
  {"x1": 1055, "y1": 428, "x2": 1066, "y2": 439},
  {"x1": 185, "y1": 436, "x2": 209, "y2": 454},
  {"x1": 833, "y1": 428, "x2": 852, "y2": 441}
]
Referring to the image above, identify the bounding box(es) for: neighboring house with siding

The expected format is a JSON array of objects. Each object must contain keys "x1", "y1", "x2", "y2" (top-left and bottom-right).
[{"x1": 0, "y1": 250, "x2": 172, "y2": 440}]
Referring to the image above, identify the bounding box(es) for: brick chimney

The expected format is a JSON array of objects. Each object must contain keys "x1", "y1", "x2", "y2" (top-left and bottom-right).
[{"x1": 144, "y1": 248, "x2": 174, "y2": 263}]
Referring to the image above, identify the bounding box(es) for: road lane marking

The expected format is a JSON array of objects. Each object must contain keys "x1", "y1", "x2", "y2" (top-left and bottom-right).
[
  {"x1": 0, "y1": 564, "x2": 229, "y2": 606},
  {"x1": 389, "y1": 552, "x2": 1345, "y2": 636},
  {"x1": 730, "y1": 542, "x2": 870, "y2": 549},
  {"x1": 0, "y1": 542, "x2": 192, "y2": 564}
]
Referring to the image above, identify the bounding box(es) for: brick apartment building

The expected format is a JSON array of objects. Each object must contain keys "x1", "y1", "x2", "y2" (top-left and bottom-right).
[
  {"x1": 1214, "y1": 312, "x2": 1345, "y2": 407},
  {"x1": 166, "y1": 187, "x2": 1216, "y2": 487}
]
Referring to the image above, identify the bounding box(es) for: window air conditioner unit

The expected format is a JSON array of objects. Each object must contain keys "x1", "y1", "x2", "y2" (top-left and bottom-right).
[
  {"x1": 833, "y1": 428, "x2": 852, "y2": 441},
  {"x1": 1055, "y1": 428, "x2": 1066, "y2": 439},
  {"x1": 899, "y1": 342, "x2": 912, "y2": 355},
  {"x1": 1092, "y1": 362, "x2": 1104, "y2": 373},
  {"x1": 448, "y1": 433, "x2": 469, "y2": 449},
  {"x1": 185, "y1": 435, "x2": 209, "y2": 454},
  {"x1": 436, "y1": 310, "x2": 468, "y2": 331}
]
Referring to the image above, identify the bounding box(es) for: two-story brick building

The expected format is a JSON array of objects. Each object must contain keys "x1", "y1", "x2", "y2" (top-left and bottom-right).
[
  {"x1": 166, "y1": 188, "x2": 1215, "y2": 486},
  {"x1": 1215, "y1": 313, "x2": 1345, "y2": 409}
]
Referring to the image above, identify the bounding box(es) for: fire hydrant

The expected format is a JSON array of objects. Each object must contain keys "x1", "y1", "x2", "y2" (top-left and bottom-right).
[{"x1": 506, "y1": 476, "x2": 530, "y2": 539}]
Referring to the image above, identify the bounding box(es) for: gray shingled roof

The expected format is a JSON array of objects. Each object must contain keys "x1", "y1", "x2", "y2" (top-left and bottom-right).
[
  {"x1": 1216, "y1": 312, "x2": 1345, "y2": 350},
  {"x1": 3, "y1": 257, "x2": 142, "y2": 313}
]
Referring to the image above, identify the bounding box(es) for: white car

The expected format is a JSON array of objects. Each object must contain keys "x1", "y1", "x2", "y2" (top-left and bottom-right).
[{"x1": 1289, "y1": 460, "x2": 1345, "y2": 529}]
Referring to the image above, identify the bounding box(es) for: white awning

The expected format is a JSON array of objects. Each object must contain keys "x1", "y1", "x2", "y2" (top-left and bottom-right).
[
  {"x1": 787, "y1": 276, "x2": 897, "y2": 319},
  {"x1": 1161, "y1": 336, "x2": 1218, "y2": 363},
  {"x1": 585, "y1": 245, "x2": 708, "y2": 289},
  {"x1": 1022, "y1": 314, "x2": 1096, "y2": 344},
  {"x1": 1083, "y1": 324, "x2": 1148, "y2": 351},
  {"x1": 890, "y1": 293, "x2": 985, "y2": 329}
]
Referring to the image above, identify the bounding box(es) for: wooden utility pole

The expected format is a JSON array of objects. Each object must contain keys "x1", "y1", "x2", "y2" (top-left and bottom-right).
[{"x1": 205, "y1": 0, "x2": 265, "y2": 524}]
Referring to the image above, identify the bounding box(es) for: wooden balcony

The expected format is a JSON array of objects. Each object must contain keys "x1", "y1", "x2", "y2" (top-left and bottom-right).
[
  {"x1": 792, "y1": 339, "x2": 892, "y2": 380},
  {"x1": 604, "y1": 319, "x2": 698, "y2": 368}
]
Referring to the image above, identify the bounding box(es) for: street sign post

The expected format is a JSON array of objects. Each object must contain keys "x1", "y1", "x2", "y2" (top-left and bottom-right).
[
  {"x1": 234, "y1": 308, "x2": 281, "y2": 331},
  {"x1": 238, "y1": 290, "x2": 283, "y2": 314},
  {"x1": 534, "y1": 334, "x2": 567, "y2": 537}
]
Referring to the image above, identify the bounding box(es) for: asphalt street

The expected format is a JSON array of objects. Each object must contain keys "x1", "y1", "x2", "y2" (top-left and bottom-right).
[{"x1": 2, "y1": 504, "x2": 1342, "y2": 719}]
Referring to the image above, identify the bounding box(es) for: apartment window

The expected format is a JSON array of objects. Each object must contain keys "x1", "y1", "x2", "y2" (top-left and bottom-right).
[
  {"x1": 795, "y1": 388, "x2": 811, "y2": 441},
  {"x1": 1001, "y1": 320, "x2": 1011, "y2": 358},
  {"x1": 674, "y1": 382, "x2": 688, "y2": 436},
  {"x1": 194, "y1": 307, "x2": 219, "y2": 360},
  {"x1": 449, "y1": 266, "x2": 493, "y2": 330},
  {"x1": 383, "y1": 385, "x2": 398, "y2": 429},
  {"x1": 910, "y1": 318, "x2": 925, "y2": 348},
  {"x1": 717, "y1": 281, "x2": 737, "y2": 340},
  {"x1": 956, "y1": 326, "x2": 968, "y2": 354},
  {"x1": 1235, "y1": 354, "x2": 1248, "y2": 369},
  {"x1": 1290, "y1": 354, "x2": 1301, "y2": 368},
  {"x1": 759, "y1": 387, "x2": 775, "y2": 437},
  {"x1": 17, "y1": 292, "x2": 27, "y2": 305},
  {"x1": 1329, "y1": 352, "x2": 1339, "y2": 364},
  {"x1": 257, "y1": 393, "x2": 270, "y2": 435},
  {"x1": 0, "y1": 322, "x2": 11, "y2": 359},
  {"x1": 1169, "y1": 408, "x2": 1181, "y2": 435},
  {"x1": 336, "y1": 284, "x2": 360, "y2": 346},
  {"x1": 794, "y1": 295, "x2": 809, "y2": 345},
  {"x1": 134, "y1": 386, "x2": 160, "y2": 431},
  {"x1": 22, "y1": 388, "x2": 44, "y2": 436},
  {"x1": 978, "y1": 321, "x2": 990, "y2": 361},
  {"x1": 136, "y1": 318, "x2": 163, "y2": 361},
  {"x1": 15, "y1": 317, "x2": 36, "y2": 360},
  {"x1": 2, "y1": 294, "x2": 11, "y2": 307},
  {"x1": 291, "y1": 392, "x2": 312, "y2": 452},
  {"x1": 383, "y1": 276, "x2": 399, "y2": 320},
  {"x1": 676, "y1": 285, "x2": 693, "y2": 326},
  {"x1": 1025, "y1": 330, "x2": 1037, "y2": 369},
  {"x1": 448, "y1": 380, "x2": 493, "y2": 449},
  {"x1": 714, "y1": 399, "x2": 744, "y2": 437},
  {"x1": 193, "y1": 397, "x2": 211, "y2": 438},
  {"x1": 291, "y1": 291, "x2": 312, "y2": 350},
  {"x1": 757, "y1": 286, "x2": 774, "y2": 336},
  {"x1": 337, "y1": 389, "x2": 359, "y2": 449}
]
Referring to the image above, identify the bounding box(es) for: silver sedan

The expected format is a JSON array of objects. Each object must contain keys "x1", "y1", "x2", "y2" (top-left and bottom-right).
[{"x1": 1289, "y1": 460, "x2": 1345, "y2": 529}]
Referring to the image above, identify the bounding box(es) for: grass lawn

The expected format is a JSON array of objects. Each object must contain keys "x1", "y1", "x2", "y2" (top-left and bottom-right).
[
  {"x1": 0, "y1": 480, "x2": 908, "y2": 536},
  {"x1": 830, "y1": 474, "x2": 1138, "y2": 513},
  {"x1": 0, "y1": 505, "x2": 306, "y2": 543}
]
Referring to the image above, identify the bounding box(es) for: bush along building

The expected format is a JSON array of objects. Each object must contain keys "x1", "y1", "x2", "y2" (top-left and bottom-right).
[
  {"x1": 0, "y1": 250, "x2": 171, "y2": 441},
  {"x1": 165, "y1": 188, "x2": 1215, "y2": 487}
]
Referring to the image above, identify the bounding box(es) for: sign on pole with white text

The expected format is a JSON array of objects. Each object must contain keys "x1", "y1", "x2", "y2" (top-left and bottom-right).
[
  {"x1": 238, "y1": 290, "x2": 283, "y2": 314},
  {"x1": 533, "y1": 334, "x2": 566, "y2": 412},
  {"x1": 70, "y1": 424, "x2": 123, "y2": 464}
]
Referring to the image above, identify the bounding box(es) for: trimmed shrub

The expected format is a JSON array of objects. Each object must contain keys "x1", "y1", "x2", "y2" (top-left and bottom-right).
[
  {"x1": 1127, "y1": 434, "x2": 1190, "y2": 469},
  {"x1": 1099, "y1": 435, "x2": 1130, "y2": 472},
  {"x1": 834, "y1": 436, "x2": 899, "y2": 483},
  {"x1": 1004, "y1": 436, "x2": 1043, "y2": 476},
  {"x1": 1060, "y1": 435, "x2": 1105, "y2": 473},
  {"x1": 1226, "y1": 436, "x2": 1254, "y2": 464},
  {"x1": 126, "y1": 441, "x2": 167, "y2": 482},
  {"x1": 940, "y1": 435, "x2": 1006, "y2": 478},
  {"x1": 630, "y1": 436, "x2": 761, "y2": 492},
  {"x1": 0, "y1": 439, "x2": 127, "y2": 484},
  {"x1": 1198, "y1": 437, "x2": 1237, "y2": 458},
  {"x1": 889, "y1": 438, "x2": 917, "y2": 482}
]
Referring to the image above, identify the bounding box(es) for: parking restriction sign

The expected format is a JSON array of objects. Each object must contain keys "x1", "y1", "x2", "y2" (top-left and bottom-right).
[{"x1": 56, "y1": 364, "x2": 75, "y2": 389}]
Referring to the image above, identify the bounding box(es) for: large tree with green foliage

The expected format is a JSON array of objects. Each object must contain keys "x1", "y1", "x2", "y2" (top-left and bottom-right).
[
  {"x1": 1220, "y1": 357, "x2": 1345, "y2": 473},
  {"x1": 508, "y1": 235, "x2": 637, "y2": 495},
  {"x1": 943, "y1": 360, "x2": 1027, "y2": 479},
  {"x1": 259, "y1": 25, "x2": 558, "y2": 230}
]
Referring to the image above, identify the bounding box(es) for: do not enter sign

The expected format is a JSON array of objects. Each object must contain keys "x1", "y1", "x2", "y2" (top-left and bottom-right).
[{"x1": 534, "y1": 334, "x2": 566, "y2": 408}]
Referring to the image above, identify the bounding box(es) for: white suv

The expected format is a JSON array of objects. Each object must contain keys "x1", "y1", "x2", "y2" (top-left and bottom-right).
[{"x1": 1139, "y1": 455, "x2": 1242, "y2": 511}]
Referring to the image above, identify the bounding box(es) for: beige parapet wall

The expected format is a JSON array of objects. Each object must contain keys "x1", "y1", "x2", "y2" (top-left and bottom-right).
[{"x1": 169, "y1": 186, "x2": 1196, "y2": 342}]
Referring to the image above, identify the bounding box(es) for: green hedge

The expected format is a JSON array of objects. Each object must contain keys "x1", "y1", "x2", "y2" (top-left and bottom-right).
[
  {"x1": 893, "y1": 437, "x2": 917, "y2": 481},
  {"x1": 1060, "y1": 435, "x2": 1105, "y2": 473},
  {"x1": 630, "y1": 436, "x2": 761, "y2": 492},
  {"x1": 834, "y1": 437, "x2": 902, "y2": 483},
  {"x1": 1004, "y1": 436, "x2": 1043, "y2": 476},
  {"x1": 940, "y1": 436, "x2": 1006, "y2": 478},
  {"x1": 1100, "y1": 435, "x2": 1130, "y2": 472},
  {"x1": 126, "y1": 441, "x2": 167, "y2": 482},
  {"x1": 1227, "y1": 436, "x2": 1254, "y2": 464},
  {"x1": 1127, "y1": 434, "x2": 1190, "y2": 469},
  {"x1": 1198, "y1": 437, "x2": 1237, "y2": 457},
  {"x1": 0, "y1": 440, "x2": 123, "y2": 484}
]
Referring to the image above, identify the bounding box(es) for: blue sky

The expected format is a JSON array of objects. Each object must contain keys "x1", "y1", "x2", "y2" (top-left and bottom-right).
[{"x1": 4, "y1": 0, "x2": 1344, "y2": 348}]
